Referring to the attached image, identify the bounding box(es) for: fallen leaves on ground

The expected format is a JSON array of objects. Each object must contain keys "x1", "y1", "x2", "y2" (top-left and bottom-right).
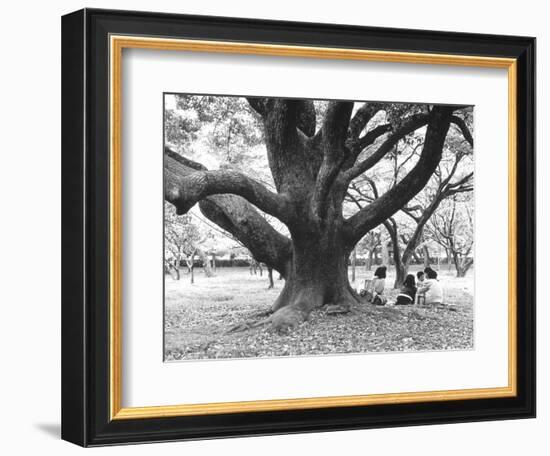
[{"x1": 164, "y1": 268, "x2": 474, "y2": 361}]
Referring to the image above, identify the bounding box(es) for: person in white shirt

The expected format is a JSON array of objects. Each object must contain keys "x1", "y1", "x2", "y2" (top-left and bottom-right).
[
  {"x1": 417, "y1": 267, "x2": 443, "y2": 306},
  {"x1": 371, "y1": 266, "x2": 387, "y2": 306}
]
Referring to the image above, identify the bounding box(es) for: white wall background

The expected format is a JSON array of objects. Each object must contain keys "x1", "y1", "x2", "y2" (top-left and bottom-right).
[{"x1": 0, "y1": 0, "x2": 545, "y2": 454}]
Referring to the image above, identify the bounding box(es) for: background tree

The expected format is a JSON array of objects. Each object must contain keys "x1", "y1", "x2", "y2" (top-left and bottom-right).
[
  {"x1": 427, "y1": 195, "x2": 474, "y2": 277},
  {"x1": 165, "y1": 203, "x2": 215, "y2": 283},
  {"x1": 356, "y1": 229, "x2": 381, "y2": 271},
  {"x1": 164, "y1": 96, "x2": 473, "y2": 331}
]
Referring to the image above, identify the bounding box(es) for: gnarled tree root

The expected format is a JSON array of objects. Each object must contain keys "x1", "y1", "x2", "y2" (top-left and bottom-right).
[
  {"x1": 226, "y1": 304, "x2": 311, "y2": 335},
  {"x1": 226, "y1": 291, "x2": 361, "y2": 334}
]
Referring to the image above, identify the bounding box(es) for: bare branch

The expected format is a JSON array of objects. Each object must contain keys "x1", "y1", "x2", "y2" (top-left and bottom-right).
[{"x1": 343, "y1": 113, "x2": 430, "y2": 181}]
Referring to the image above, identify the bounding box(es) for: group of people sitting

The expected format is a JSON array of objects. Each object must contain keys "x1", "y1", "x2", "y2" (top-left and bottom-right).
[{"x1": 369, "y1": 266, "x2": 443, "y2": 307}]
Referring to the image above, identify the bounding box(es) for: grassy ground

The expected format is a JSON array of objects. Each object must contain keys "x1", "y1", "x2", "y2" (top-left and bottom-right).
[{"x1": 164, "y1": 266, "x2": 474, "y2": 361}]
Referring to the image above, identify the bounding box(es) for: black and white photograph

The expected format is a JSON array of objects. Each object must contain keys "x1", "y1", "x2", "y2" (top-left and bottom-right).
[{"x1": 163, "y1": 94, "x2": 474, "y2": 361}]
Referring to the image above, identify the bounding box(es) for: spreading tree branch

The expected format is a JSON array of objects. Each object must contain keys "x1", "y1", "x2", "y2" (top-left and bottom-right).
[
  {"x1": 348, "y1": 103, "x2": 382, "y2": 140},
  {"x1": 165, "y1": 147, "x2": 290, "y2": 221},
  {"x1": 344, "y1": 107, "x2": 454, "y2": 246},
  {"x1": 343, "y1": 113, "x2": 430, "y2": 181},
  {"x1": 311, "y1": 101, "x2": 354, "y2": 220},
  {"x1": 164, "y1": 149, "x2": 292, "y2": 274}
]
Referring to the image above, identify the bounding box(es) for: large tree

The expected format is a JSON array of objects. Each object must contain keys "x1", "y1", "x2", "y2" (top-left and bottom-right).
[{"x1": 164, "y1": 97, "x2": 472, "y2": 332}]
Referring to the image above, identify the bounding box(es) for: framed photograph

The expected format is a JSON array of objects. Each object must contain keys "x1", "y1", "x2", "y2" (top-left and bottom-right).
[{"x1": 61, "y1": 8, "x2": 535, "y2": 447}]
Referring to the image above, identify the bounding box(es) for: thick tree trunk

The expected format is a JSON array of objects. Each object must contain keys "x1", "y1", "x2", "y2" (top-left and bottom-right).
[
  {"x1": 268, "y1": 233, "x2": 359, "y2": 332},
  {"x1": 394, "y1": 260, "x2": 407, "y2": 289}
]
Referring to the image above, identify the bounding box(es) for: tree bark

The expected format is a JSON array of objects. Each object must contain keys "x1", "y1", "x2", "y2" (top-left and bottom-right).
[
  {"x1": 351, "y1": 248, "x2": 357, "y2": 283},
  {"x1": 268, "y1": 230, "x2": 360, "y2": 331}
]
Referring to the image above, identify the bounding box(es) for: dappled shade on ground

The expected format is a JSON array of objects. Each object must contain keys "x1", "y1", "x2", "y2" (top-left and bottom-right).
[{"x1": 164, "y1": 267, "x2": 473, "y2": 361}]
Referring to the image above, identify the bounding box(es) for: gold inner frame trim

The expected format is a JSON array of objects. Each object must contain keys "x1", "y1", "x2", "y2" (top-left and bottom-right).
[{"x1": 109, "y1": 35, "x2": 518, "y2": 421}]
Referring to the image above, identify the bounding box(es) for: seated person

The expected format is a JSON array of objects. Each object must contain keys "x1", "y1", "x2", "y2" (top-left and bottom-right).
[
  {"x1": 395, "y1": 274, "x2": 417, "y2": 305},
  {"x1": 417, "y1": 267, "x2": 443, "y2": 306},
  {"x1": 371, "y1": 266, "x2": 387, "y2": 306}
]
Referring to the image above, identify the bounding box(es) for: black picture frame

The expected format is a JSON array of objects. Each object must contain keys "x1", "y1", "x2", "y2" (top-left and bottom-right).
[{"x1": 62, "y1": 7, "x2": 536, "y2": 447}]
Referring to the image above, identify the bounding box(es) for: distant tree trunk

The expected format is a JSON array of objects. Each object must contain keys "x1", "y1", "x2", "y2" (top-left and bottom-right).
[
  {"x1": 365, "y1": 249, "x2": 374, "y2": 271},
  {"x1": 381, "y1": 241, "x2": 390, "y2": 267},
  {"x1": 422, "y1": 245, "x2": 431, "y2": 268},
  {"x1": 185, "y1": 252, "x2": 196, "y2": 284},
  {"x1": 258, "y1": 263, "x2": 263, "y2": 277},
  {"x1": 173, "y1": 264, "x2": 181, "y2": 281},
  {"x1": 446, "y1": 249, "x2": 453, "y2": 270},
  {"x1": 454, "y1": 254, "x2": 473, "y2": 277},
  {"x1": 267, "y1": 267, "x2": 275, "y2": 289},
  {"x1": 165, "y1": 260, "x2": 180, "y2": 280},
  {"x1": 197, "y1": 249, "x2": 213, "y2": 277},
  {"x1": 384, "y1": 220, "x2": 407, "y2": 288},
  {"x1": 212, "y1": 252, "x2": 217, "y2": 272}
]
